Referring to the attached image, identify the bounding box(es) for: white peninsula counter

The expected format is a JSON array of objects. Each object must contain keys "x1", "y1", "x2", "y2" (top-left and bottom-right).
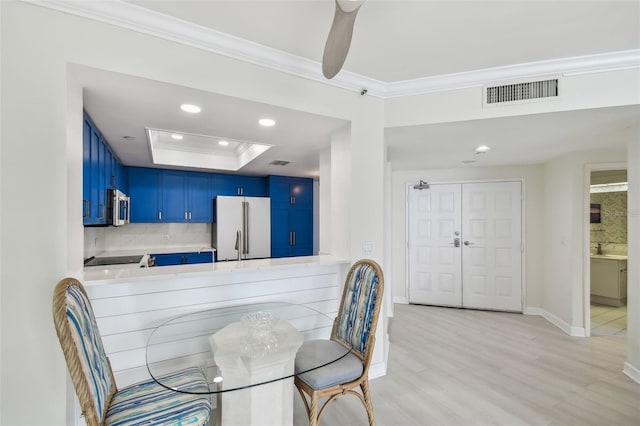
[{"x1": 83, "y1": 255, "x2": 349, "y2": 388}]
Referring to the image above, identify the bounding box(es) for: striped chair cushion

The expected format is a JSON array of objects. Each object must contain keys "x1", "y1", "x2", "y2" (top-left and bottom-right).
[
  {"x1": 106, "y1": 367, "x2": 212, "y2": 426},
  {"x1": 66, "y1": 285, "x2": 115, "y2": 423},
  {"x1": 335, "y1": 263, "x2": 379, "y2": 356}
]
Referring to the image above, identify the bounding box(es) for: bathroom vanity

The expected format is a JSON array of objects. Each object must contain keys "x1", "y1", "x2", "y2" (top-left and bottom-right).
[{"x1": 590, "y1": 255, "x2": 628, "y2": 306}]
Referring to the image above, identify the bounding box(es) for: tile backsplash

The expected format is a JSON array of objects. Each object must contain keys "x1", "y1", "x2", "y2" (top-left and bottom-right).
[
  {"x1": 590, "y1": 190, "x2": 627, "y2": 254},
  {"x1": 84, "y1": 223, "x2": 211, "y2": 258}
]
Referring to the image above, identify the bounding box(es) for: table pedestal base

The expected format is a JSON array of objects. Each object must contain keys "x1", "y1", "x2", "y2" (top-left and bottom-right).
[{"x1": 210, "y1": 321, "x2": 303, "y2": 426}]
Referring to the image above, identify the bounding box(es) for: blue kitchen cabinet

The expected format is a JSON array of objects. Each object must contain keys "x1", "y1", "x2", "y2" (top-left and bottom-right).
[
  {"x1": 82, "y1": 119, "x2": 92, "y2": 222},
  {"x1": 268, "y1": 176, "x2": 313, "y2": 257},
  {"x1": 161, "y1": 171, "x2": 211, "y2": 223},
  {"x1": 213, "y1": 174, "x2": 267, "y2": 197},
  {"x1": 152, "y1": 251, "x2": 213, "y2": 266},
  {"x1": 83, "y1": 111, "x2": 126, "y2": 225},
  {"x1": 187, "y1": 172, "x2": 212, "y2": 222},
  {"x1": 161, "y1": 170, "x2": 187, "y2": 222},
  {"x1": 128, "y1": 167, "x2": 163, "y2": 222},
  {"x1": 128, "y1": 168, "x2": 212, "y2": 223}
]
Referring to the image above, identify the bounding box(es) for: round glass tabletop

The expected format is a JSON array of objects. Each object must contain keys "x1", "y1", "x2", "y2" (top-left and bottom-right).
[{"x1": 145, "y1": 302, "x2": 349, "y2": 394}]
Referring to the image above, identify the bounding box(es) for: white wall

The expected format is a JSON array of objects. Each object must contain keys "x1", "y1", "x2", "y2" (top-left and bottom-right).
[
  {"x1": 391, "y1": 165, "x2": 545, "y2": 308},
  {"x1": 0, "y1": 3, "x2": 387, "y2": 424},
  {"x1": 385, "y1": 69, "x2": 640, "y2": 128},
  {"x1": 329, "y1": 124, "x2": 352, "y2": 259},
  {"x1": 543, "y1": 148, "x2": 627, "y2": 333},
  {"x1": 318, "y1": 147, "x2": 332, "y2": 254},
  {"x1": 625, "y1": 138, "x2": 640, "y2": 379}
]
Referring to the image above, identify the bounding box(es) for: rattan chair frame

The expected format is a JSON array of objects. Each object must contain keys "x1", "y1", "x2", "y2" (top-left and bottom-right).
[
  {"x1": 53, "y1": 277, "x2": 118, "y2": 426},
  {"x1": 294, "y1": 259, "x2": 384, "y2": 426}
]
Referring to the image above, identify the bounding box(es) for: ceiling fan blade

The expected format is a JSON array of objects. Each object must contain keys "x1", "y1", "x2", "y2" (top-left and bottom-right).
[{"x1": 322, "y1": 0, "x2": 363, "y2": 79}]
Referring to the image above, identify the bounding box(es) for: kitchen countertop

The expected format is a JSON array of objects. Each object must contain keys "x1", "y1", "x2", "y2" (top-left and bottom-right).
[
  {"x1": 590, "y1": 254, "x2": 628, "y2": 260},
  {"x1": 83, "y1": 254, "x2": 349, "y2": 285}
]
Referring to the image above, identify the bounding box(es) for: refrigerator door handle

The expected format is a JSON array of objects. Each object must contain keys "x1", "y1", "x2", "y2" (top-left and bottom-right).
[{"x1": 243, "y1": 201, "x2": 249, "y2": 255}]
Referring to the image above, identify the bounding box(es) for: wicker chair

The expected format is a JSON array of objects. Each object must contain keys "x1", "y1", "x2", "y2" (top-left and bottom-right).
[
  {"x1": 294, "y1": 259, "x2": 384, "y2": 426},
  {"x1": 52, "y1": 277, "x2": 212, "y2": 426}
]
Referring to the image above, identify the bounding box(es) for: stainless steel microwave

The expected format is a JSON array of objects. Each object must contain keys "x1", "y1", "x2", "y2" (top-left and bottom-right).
[{"x1": 107, "y1": 189, "x2": 130, "y2": 226}]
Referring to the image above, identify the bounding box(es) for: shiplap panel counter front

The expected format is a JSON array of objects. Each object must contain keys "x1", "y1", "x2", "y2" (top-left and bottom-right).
[{"x1": 83, "y1": 255, "x2": 349, "y2": 387}]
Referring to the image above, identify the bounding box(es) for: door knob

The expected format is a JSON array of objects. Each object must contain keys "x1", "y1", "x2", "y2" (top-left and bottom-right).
[
  {"x1": 450, "y1": 238, "x2": 460, "y2": 247},
  {"x1": 463, "y1": 240, "x2": 474, "y2": 246}
]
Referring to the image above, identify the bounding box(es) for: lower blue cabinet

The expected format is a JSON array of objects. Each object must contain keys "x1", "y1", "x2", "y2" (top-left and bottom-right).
[{"x1": 151, "y1": 251, "x2": 213, "y2": 266}]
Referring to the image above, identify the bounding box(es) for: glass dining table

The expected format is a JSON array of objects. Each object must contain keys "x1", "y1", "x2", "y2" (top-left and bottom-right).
[{"x1": 146, "y1": 302, "x2": 348, "y2": 426}]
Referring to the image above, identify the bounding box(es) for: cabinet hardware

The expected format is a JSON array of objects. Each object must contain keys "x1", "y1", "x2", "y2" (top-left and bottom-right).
[
  {"x1": 293, "y1": 231, "x2": 296, "y2": 246},
  {"x1": 185, "y1": 211, "x2": 188, "y2": 220},
  {"x1": 158, "y1": 211, "x2": 162, "y2": 220},
  {"x1": 189, "y1": 211, "x2": 192, "y2": 220},
  {"x1": 82, "y1": 200, "x2": 89, "y2": 218},
  {"x1": 99, "y1": 204, "x2": 105, "y2": 219},
  {"x1": 289, "y1": 231, "x2": 293, "y2": 246}
]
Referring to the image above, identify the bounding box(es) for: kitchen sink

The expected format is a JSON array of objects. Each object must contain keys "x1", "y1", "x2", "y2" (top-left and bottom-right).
[{"x1": 84, "y1": 255, "x2": 144, "y2": 266}]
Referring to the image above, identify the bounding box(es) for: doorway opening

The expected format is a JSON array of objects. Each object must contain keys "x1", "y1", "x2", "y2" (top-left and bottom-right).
[{"x1": 589, "y1": 169, "x2": 628, "y2": 337}]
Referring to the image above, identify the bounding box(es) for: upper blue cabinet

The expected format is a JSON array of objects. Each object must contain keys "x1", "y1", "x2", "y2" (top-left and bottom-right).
[
  {"x1": 82, "y1": 112, "x2": 124, "y2": 225},
  {"x1": 268, "y1": 176, "x2": 313, "y2": 257},
  {"x1": 127, "y1": 169, "x2": 269, "y2": 223},
  {"x1": 128, "y1": 167, "x2": 213, "y2": 223},
  {"x1": 213, "y1": 174, "x2": 268, "y2": 197}
]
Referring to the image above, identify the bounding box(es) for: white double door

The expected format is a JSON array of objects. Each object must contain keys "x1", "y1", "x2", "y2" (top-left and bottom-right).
[{"x1": 408, "y1": 181, "x2": 523, "y2": 312}]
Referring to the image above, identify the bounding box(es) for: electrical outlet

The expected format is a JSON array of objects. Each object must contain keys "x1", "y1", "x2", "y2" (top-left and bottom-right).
[{"x1": 362, "y1": 240, "x2": 373, "y2": 255}]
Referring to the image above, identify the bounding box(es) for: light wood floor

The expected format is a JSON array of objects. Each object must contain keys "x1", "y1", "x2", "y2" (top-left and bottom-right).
[
  {"x1": 293, "y1": 303, "x2": 640, "y2": 426},
  {"x1": 591, "y1": 303, "x2": 627, "y2": 337}
]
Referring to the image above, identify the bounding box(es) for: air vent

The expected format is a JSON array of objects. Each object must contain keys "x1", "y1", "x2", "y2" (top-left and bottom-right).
[
  {"x1": 270, "y1": 160, "x2": 290, "y2": 166},
  {"x1": 485, "y1": 78, "x2": 559, "y2": 105}
]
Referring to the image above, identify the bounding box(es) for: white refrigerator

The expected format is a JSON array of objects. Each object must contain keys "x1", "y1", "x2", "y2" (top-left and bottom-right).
[{"x1": 212, "y1": 196, "x2": 271, "y2": 261}]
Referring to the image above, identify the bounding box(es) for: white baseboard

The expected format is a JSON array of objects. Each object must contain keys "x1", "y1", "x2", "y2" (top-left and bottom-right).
[
  {"x1": 393, "y1": 296, "x2": 409, "y2": 304},
  {"x1": 623, "y1": 361, "x2": 640, "y2": 384},
  {"x1": 523, "y1": 307, "x2": 543, "y2": 315},
  {"x1": 368, "y1": 360, "x2": 387, "y2": 380},
  {"x1": 523, "y1": 307, "x2": 586, "y2": 337}
]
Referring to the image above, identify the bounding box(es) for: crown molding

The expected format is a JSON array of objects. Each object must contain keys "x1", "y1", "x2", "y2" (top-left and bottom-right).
[{"x1": 23, "y1": 0, "x2": 640, "y2": 99}]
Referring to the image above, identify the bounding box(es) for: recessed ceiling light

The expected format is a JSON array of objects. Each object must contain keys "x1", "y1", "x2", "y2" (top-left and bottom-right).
[
  {"x1": 180, "y1": 104, "x2": 201, "y2": 113},
  {"x1": 475, "y1": 144, "x2": 491, "y2": 154},
  {"x1": 258, "y1": 118, "x2": 276, "y2": 127},
  {"x1": 171, "y1": 134, "x2": 183, "y2": 140},
  {"x1": 218, "y1": 140, "x2": 229, "y2": 146}
]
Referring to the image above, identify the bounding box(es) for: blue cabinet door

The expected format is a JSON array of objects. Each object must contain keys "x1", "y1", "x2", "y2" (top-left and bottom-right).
[
  {"x1": 89, "y1": 126, "x2": 102, "y2": 223},
  {"x1": 152, "y1": 251, "x2": 213, "y2": 266},
  {"x1": 82, "y1": 119, "x2": 92, "y2": 223},
  {"x1": 291, "y1": 179, "x2": 313, "y2": 208},
  {"x1": 238, "y1": 175, "x2": 268, "y2": 197},
  {"x1": 83, "y1": 111, "x2": 125, "y2": 226},
  {"x1": 162, "y1": 170, "x2": 187, "y2": 222},
  {"x1": 213, "y1": 174, "x2": 241, "y2": 196},
  {"x1": 213, "y1": 174, "x2": 267, "y2": 197},
  {"x1": 292, "y1": 208, "x2": 313, "y2": 256},
  {"x1": 268, "y1": 176, "x2": 314, "y2": 257},
  {"x1": 187, "y1": 173, "x2": 212, "y2": 222},
  {"x1": 271, "y1": 208, "x2": 291, "y2": 258},
  {"x1": 128, "y1": 168, "x2": 162, "y2": 222}
]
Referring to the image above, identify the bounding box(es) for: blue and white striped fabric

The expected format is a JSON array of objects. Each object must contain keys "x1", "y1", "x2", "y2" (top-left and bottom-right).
[
  {"x1": 335, "y1": 263, "x2": 379, "y2": 356},
  {"x1": 65, "y1": 283, "x2": 211, "y2": 425},
  {"x1": 105, "y1": 367, "x2": 211, "y2": 426},
  {"x1": 66, "y1": 284, "x2": 115, "y2": 423}
]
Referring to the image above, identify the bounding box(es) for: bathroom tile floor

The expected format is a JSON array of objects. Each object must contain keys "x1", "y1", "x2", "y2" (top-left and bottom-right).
[{"x1": 591, "y1": 303, "x2": 627, "y2": 336}]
